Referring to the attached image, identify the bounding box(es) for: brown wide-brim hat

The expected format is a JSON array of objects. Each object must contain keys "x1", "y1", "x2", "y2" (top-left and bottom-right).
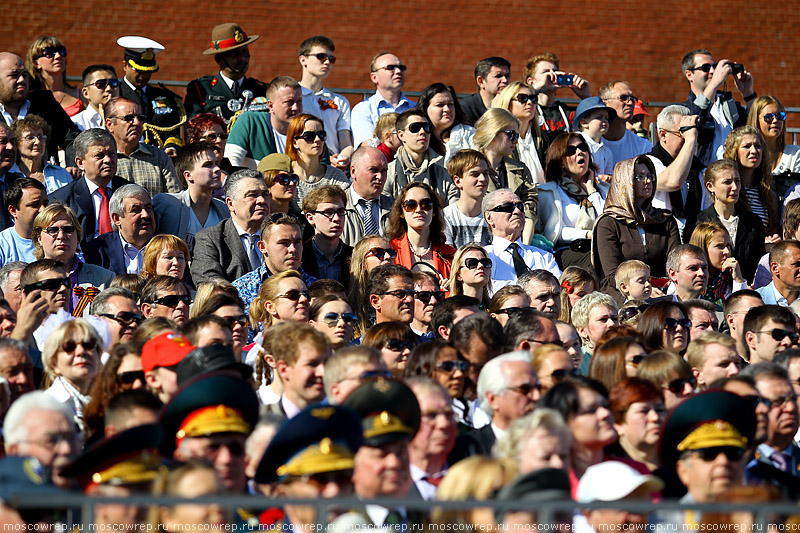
[{"x1": 203, "y1": 23, "x2": 259, "y2": 55}]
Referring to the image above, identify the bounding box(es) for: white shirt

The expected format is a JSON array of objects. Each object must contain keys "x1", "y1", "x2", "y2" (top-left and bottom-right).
[
  {"x1": 485, "y1": 235, "x2": 562, "y2": 293},
  {"x1": 0, "y1": 100, "x2": 30, "y2": 125},
  {"x1": 219, "y1": 72, "x2": 243, "y2": 92},
  {"x1": 409, "y1": 463, "x2": 446, "y2": 501},
  {"x1": 71, "y1": 105, "x2": 103, "y2": 131},
  {"x1": 603, "y1": 130, "x2": 653, "y2": 169},
  {"x1": 349, "y1": 188, "x2": 384, "y2": 236},
  {"x1": 230, "y1": 217, "x2": 261, "y2": 267},
  {"x1": 272, "y1": 128, "x2": 287, "y2": 154},
  {"x1": 365, "y1": 505, "x2": 407, "y2": 528},
  {"x1": 490, "y1": 422, "x2": 505, "y2": 441},
  {"x1": 280, "y1": 394, "x2": 301, "y2": 419},
  {"x1": 119, "y1": 232, "x2": 145, "y2": 274},
  {"x1": 580, "y1": 132, "x2": 615, "y2": 176}
]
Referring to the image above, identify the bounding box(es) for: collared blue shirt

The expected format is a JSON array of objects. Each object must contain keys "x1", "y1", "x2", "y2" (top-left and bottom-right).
[{"x1": 351, "y1": 90, "x2": 415, "y2": 148}]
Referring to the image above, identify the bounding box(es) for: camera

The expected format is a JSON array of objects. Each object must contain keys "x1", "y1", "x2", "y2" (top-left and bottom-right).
[
  {"x1": 730, "y1": 63, "x2": 745, "y2": 75},
  {"x1": 556, "y1": 74, "x2": 574, "y2": 86},
  {"x1": 697, "y1": 116, "x2": 716, "y2": 130}
]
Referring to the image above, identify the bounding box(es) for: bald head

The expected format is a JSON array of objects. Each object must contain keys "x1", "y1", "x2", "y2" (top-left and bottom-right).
[
  {"x1": 0, "y1": 53, "x2": 28, "y2": 107},
  {"x1": 350, "y1": 146, "x2": 388, "y2": 200}
]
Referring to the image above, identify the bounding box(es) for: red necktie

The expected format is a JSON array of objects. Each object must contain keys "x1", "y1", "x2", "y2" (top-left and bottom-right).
[
  {"x1": 97, "y1": 187, "x2": 112, "y2": 235},
  {"x1": 424, "y1": 474, "x2": 444, "y2": 487}
]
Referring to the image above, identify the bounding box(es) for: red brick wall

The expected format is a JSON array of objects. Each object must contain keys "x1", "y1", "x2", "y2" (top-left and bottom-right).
[{"x1": 5, "y1": 1, "x2": 800, "y2": 126}]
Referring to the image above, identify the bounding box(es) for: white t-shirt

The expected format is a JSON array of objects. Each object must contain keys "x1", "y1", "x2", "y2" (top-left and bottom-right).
[
  {"x1": 443, "y1": 203, "x2": 491, "y2": 249},
  {"x1": 603, "y1": 130, "x2": 653, "y2": 168}
]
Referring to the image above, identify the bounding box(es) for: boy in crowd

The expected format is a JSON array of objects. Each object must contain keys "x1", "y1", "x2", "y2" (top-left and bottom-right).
[
  {"x1": 444, "y1": 149, "x2": 491, "y2": 248},
  {"x1": 71, "y1": 65, "x2": 120, "y2": 131},
  {"x1": 372, "y1": 112, "x2": 401, "y2": 162},
  {"x1": 301, "y1": 184, "x2": 352, "y2": 287},
  {"x1": 573, "y1": 96, "x2": 615, "y2": 179},
  {"x1": 616, "y1": 259, "x2": 653, "y2": 301}
]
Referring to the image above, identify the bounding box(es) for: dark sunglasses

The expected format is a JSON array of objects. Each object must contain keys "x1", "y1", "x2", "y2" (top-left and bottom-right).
[
  {"x1": 366, "y1": 247, "x2": 397, "y2": 260},
  {"x1": 379, "y1": 289, "x2": 416, "y2": 300},
  {"x1": 275, "y1": 173, "x2": 299, "y2": 186},
  {"x1": 312, "y1": 208, "x2": 346, "y2": 220},
  {"x1": 201, "y1": 132, "x2": 228, "y2": 141},
  {"x1": 402, "y1": 198, "x2": 434, "y2": 212},
  {"x1": 502, "y1": 129, "x2": 520, "y2": 142},
  {"x1": 690, "y1": 63, "x2": 717, "y2": 73},
  {"x1": 90, "y1": 78, "x2": 119, "y2": 90},
  {"x1": 664, "y1": 317, "x2": 692, "y2": 331},
  {"x1": 415, "y1": 290, "x2": 445, "y2": 304},
  {"x1": 551, "y1": 368, "x2": 581, "y2": 382},
  {"x1": 437, "y1": 360, "x2": 470, "y2": 373},
  {"x1": 322, "y1": 312, "x2": 358, "y2": 327},
  {"x1": 99, "y1": 311, "x2": 143, "y2": 327},
  {"x1": 495, "y1": 306, "x2": 525, "y2": 316},
  {"x1": 508, "y1": 382, "x2": 543, "y2": 396},
  {"x1": 406, "y1": 122, "x2": 431, "y2": 134},
  {"x1": 761, "y1": 393, "x2": 798, "y2": 410},
  {"x1": 277, "y1": 289, "x2": 310, "y2": 302},
  {"x1": 763, "y1": 112, "x2": 786, "y2": 122},
  {"x1": 665, "y1": 377, "x2": 695, "y2": 395},
  {"x1": 23, "y1": 277, "x2": 69, "y2": 294},
  {"x1": 755, "y1": 328, "x2": 799, "y2": 343},
  {"x1": 296, "y1": 130, "x2": 327, "y2": 143},
  {"x1": 384, "y1": 338, "x2": 415, "y2": 352},
  {"x1": 40, "y1": 46, "x2": 67, "y2": 59},
  {"x1": 43, "y1": 225, "x2": 76, "y2": 237},
  {"x1": 615, "y1": 94, "x2": 639, "y2": 103},
  {"x1": 220, "y1": 315, "x2": 248, "y2": 328},
  {"x1": 488, "y1": 201, "x2": 524, "y2": 213},
  {"x1": 309, "y1": 52, "x2": 336, "y2": 64},
  {"x1": 463, "y1": 257, "x2": 492, "y2": 270},
  {"x1": 151, "y1": 294, "x2": 190, "y2": 308},
  {"x1": 118, "y1": 370, "x2": 145, "y2": 385},
  {"x1": 626, "y1": 355, "x2": 646, "y2": 367},
  {"x1": 564, "y1": 142, "x2": 591, "y2": 157},
  {"x1": 620, "y1": 304, "x2": 649, "y2": 322},
  {"x1": 112, "y1": 113, "x2": 146, "y2": 123},
  {"x1": 514, "y1": 93, "x2": 536, "y2": 105},
  {"x1": 693, "y1": 446, "x2": 744, "y2": 462},
  {"x1": 359, "y1": 370, "x2": 394, "y2": 380},
  {"x1": 61, "y1": 339, "x2": 97, "y2": 353},
  {"x1": 374, "y1": 64, "x2": 407, "y2": 72},
  {"x1": 741, "y1": 394, "x2": 770, "y2": 410}
]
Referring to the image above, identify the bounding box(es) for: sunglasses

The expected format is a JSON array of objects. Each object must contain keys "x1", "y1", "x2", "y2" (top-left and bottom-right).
[
  {"x1": 664, "y1": 317, "x2": 692, "y2": 331},
  {"x1": 614, "y1": 94, "x2": 639, "y2": 103},
  {"x1": 99, "y1": 311, "x2": 143, "y2": 327},
  {"x1": 118, "y1": 370, "x2": 145, "y2": 385},
  {"x1": 406, "y1": 122, "x2": 431, "y2": 134},
  {"x1": 690, "y1": 63, "x2": 717, "y2": 73},
  {"x1": 514, "y1": 93, "x2": 536, "y2": 105},
  {"x1": 415, "y1": 290, "x2": 445, "y2": 304},
  {"x1": 366, "y1": 247, "x2": 397, "y2": 260},
  {"x1": 309, "y1": 52, "x2": 336, "y2": 64},
  {"x1": 379, "y1": 289, "x2": 416, "y2": 300},
  {"x1": 488, "y1": 201, "x2": 524, "y2": 213},
  {"x1": 402, "y1": 198, "x2": 434, "y2": 212},
  {"x1": 762, "y1": 393, "x2": 798, "y2": 410},
  {"x1": 220, "y1": 315, "x2": 248, "y2": 329},
  {"x1": 502, "y1": 129, "x2": 520, "y2": 142},
  {"x1": 495, "y1": 306, "x2": 525, "y2": 316},
  {"x1": 507, "y1": 382, "x2": 543, "y2": 396},
  {"x1": 90, "y1": 78, "x2": 119, "y2": 90},
  {"x1": 437, "y1": 360, "x2": 470, "y2": 373},
  {"x1": 61, "y1": 339, "x2": 98, "y2": 353},
  {"x1": 463, "y1": 257, "x2": 492, "y2": 270},
  {"x1": 322, "y1": 312, "x2": 358, "y2": 327},
  {"x1": 312, "y1": 208, "x2": 346, "y2": 220},
  {"x1": 564, "y1": 142, "x2": 590, "y2": 157},
  {"x1": 626, "y1": 354, "x2": 646, "y2": 367},
  {"x1": 763, "y1": 112, "x2": 786, "y2": 123},
  {"x1": 741, "y1": 394, "x2": 770, "y2": 411},
  {"x1": 665, "y1": 377, "x2": 695, "y2": 395},
  {"x1": 201, "y1": 132, "x2": 228, "y2": 141},
  {"x1": 620, "y1": 304, "x2": 649, "y2": 322},
  {"x1": 112, "y1": 113, "x2": 146, "y2": 123},
  {"x1": 693, "y1": 446, "x2": 745, "y2": 463},
  {"x1": 275, "y1": 173, "x2": 299, "y2": 186},
  {"x1": 755, "y1": 328, "x2": 799, "y2": 343},
  {"x1": 277, "y1": 289, "x2": 310, "y2": 302},
  {"x1": 43, "y1": 225, "x2": 76, "y2": 237},
  {"x1": 384, "y1": 338, "x2": 415, "y2": 352},
  {"x1": 151, "y1": 294, "x2": 190, "y2": 308},
  {"x1": 359, "y1": 370, "x2": 394, "y2": 380},
  {"x1": 374, "y1": 64, "x2": 407, "y2": 72},
  {"x1": 40, "y1": 46, "x2": 67, "y2": 59},
  {"x1": 296, "y1": 130, "x2": 327, "y2": 143},
  {"x1": 551, "y1": 368, "x2": 581, "y2": 382},
  {"x1": 23, "y1": 277, "x2": 69, "y2": 294}
]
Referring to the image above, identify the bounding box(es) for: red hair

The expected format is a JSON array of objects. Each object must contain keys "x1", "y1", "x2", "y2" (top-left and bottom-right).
[
  {"x1": 285, "y1": 114, "x2": 324, "y2": 162},
  {"x1": 186, "y1": 113, "x2": 225, "y2": 143},
  {"x1": 609, "y1": 377, "x2": 664, "y2": 422}
]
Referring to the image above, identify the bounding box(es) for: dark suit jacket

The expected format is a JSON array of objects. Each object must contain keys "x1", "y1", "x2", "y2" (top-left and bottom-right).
[
  {"x1": 83, "y1": 231, "x2": 127, "y2": 275},
  {"x1": 459, "y1": 93, "x2": 487, "y2": 127},
  {"x1": 300, "y1": 239, "x2": 353, "y2": 289},
  {"x1": 190, "y1": 218, "x2": 252, "y2": 284},
  {"x1": 24, "y1": 90, "x2": 81, "y2": 166},
  {"x1": 48, "y1": 175, "x2": 131, "y2": 245},
  {"x1": 0, "y1": 170, "x2": 25, "y2": 232}
]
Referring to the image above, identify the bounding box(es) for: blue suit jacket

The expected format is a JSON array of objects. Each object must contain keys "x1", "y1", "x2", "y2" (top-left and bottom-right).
[
  {"x1": 48, "y1": 175, "x2": 131, "y2": 245},
  {"x1": 83, "y1": 231, "x2": 126, "y2": 276}
]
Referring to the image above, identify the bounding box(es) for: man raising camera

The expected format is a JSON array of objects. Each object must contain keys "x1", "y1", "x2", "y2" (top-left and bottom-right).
[{"x1": 681, "y1": 49, "x2": 756, "y2": 164}]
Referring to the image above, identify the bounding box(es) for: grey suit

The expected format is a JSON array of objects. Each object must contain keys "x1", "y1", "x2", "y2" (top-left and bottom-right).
[
  {"x1": 153, "y1": 189, "x2": 229, "y2": 249},
  {"x1": 341, "y1": 188, "x2": 393, "y2": 248},
  {"x1": 190, "y1": 218, "x2": 253, "y2": 284}
]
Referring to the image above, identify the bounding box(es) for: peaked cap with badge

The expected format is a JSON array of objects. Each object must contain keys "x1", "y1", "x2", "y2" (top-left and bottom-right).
[{"x1": 343, "y1": 378, "x2": 421, "y2": 447}]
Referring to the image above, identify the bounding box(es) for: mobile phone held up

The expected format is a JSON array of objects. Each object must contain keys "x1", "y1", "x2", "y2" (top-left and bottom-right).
[{"x1": 557, "y1": 74, "x2": 574, "y2": 86}]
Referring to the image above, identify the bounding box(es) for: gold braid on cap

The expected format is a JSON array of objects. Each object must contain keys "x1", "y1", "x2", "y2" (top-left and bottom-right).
[
  {"x1": 677, "y1": 420, "x2": 748, "y2": 452},
  {"x1": 276, "y1": 437, "x2": 355, "y2": 478},
  {"x1": 363, "y1": 410, "x2": 414, "y2": 439}
]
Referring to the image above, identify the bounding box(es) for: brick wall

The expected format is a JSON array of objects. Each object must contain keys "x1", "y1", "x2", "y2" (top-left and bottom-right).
[{"x1": 5, "y1": 0, "x2": 800, "y2": 127}]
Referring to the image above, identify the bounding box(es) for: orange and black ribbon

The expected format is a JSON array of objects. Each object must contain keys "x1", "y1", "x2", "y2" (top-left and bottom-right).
[{"x1": 72, "y1": 287, "x2": 100, "y2": 317}]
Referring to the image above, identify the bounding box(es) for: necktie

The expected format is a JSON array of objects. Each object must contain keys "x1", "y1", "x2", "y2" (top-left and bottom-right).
[
  {"x1": 97, "y1": 187, "x2": 113, "y2": 235},
  {"x1": 772, "y1": 450, "x2": 789, "y2": 472},
  {"x1": 246, "y1": 234, "x2": 262, "y2": 271},
  {"x1": 360, "y1": 199, "x2": 379, "y2": 236},
  {"x1": 507, "y1": 242, "x2": 530, "y2": 278},
  {"x1": 384, "y1": 510, "x2": 403, "y2": 527},
  {"x1": 424, "y1": 474, "x2": 444, "y2": 487}
]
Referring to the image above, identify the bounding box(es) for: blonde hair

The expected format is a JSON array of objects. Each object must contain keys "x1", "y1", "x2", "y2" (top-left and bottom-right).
[
  {"x1": 689, "y1": 221, "x2": 729, "y2": 268},
  {"x1": 492, "y1": 82, "x2": 543, "y2": 143},
  {"x1": 615, "y1": 259, "x2": 650, "y2": 293},
  {"x1": 140, "y1": 235, "x2": 191, "y2": 279},
  {"x1": 532, "y1": 344, "x2": 570, "y2": 375},
  {"x1": 32, "y1": 204, "x2": 82, "y2": 260},
  {"x1": 685, "y1": 331, "x2": 737, "y2": 370},
  {"x1": 348, "y1": 235, "x2": 390, "y2": 337},
  {"x1": 494, "y1": 408, "x2": 572, "y2": 468},
  {"x1": 374, "y1": 112, "x2": 399, "y2": 140},
  {"x1": 558, "y1": 266, "x2": 598, "y2": 323},
  {"x1": 249, "y1": 270, "x2": 303, "y2": 328},
  {"x1": 473, "y1": 108, "x2": 520, "y2": 153},
  {"x1": 746, "y1": 95, "x2": 786, "y2": 169},
  {"x1": 42, "y1": 318, "x2": 103, "y2": 389},
  {"x1": 190, "y1": 280, "x2": 238, "y2": 318},
  {"x1": 432, "y1": 456, "x2": 517, "y2": 525},
  {"x1": 449, "y1": 244, "x2": 491, "y2": 306}
]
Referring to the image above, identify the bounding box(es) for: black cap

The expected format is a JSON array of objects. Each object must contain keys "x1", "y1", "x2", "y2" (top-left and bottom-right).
[
  {"x1": 0, "y1": 456, "x2": 63, "y2": 502},
  {"x1": 175, "y1": 344, "x2": 252, "y2": 385},
  {"x1": 496, "y1": 468, "x2": 572, "y2": 503},
  {"x1": 342, "y1": 378, "x2": 420, "y2": 447}
]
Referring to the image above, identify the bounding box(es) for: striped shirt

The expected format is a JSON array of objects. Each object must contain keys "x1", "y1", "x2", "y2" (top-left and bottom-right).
[{"x1": 742, "y1": 186, "x2": 769, "y2": 229}]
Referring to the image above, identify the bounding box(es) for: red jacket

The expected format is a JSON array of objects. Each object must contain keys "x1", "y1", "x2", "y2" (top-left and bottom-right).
[{"x1": 390, "y1": 234, "x2": 456, "y2": 284}]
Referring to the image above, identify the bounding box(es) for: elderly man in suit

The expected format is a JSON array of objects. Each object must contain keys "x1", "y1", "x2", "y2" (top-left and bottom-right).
[
  {"x1": 48, "y1": 129, "x2": 130, "y2": 245},
  {"x1": 190, "y1": 169, "x2": 269, "y2": 284},
  {"x1": 341, "y1": 146, "x2": 393, "y2": 247}
]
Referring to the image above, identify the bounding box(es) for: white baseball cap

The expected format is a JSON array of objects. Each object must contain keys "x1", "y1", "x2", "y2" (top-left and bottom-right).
[{"x1": 577, "y1": 461, "x2": 664, "y2": 503}]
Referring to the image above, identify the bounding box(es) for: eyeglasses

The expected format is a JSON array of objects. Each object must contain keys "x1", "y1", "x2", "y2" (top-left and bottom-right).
[
  {"x1": 762, "y1": 393, "x2": 798, "y2": 410},
  {"x1": 527, "y1": 338, "x2": 564, "y2": 348},
  {"x1": 437, "y1": 360, "x2": 470, "y2": 373},
  {"x1": 463, "y1": 257, "x2": 492, "y2": 270},
  {"x1": 277, "y1": 289, "x2": 310, "y2": 302},
  {"x1": 415, "y1": 290, "x2": 445, "y2": 304},
  {"x1": 384, "y1": 338, "x2": 415, "y2": 352},
  {"x1": 98, "y1": 311, "x2": 143, "y2": 327},
  {"x1": 275, "y1": 173, "x2": 299, "y2": 186},
  {"x1": 662, "y1": 129, "x2": 684, "y2": 139},
  {"x1": 89, "y1": 78, "x2": 119, "y2": 90},
  {"x1": 620, "y1": 304, "x2": 649, "y2": 322},
  {"x1": 664, "y1": 317, "x2": 692, "y2": 331},
  {"x1": 379, "y1": 289, "x2": 416, "y2": 300},
  {"x1": 501, "y1": 129, "x2": 520, "y2": 142},
  {"x1": 626, "y1": 354, "x2": 646, "y2": 367},
  {"x1": 111, "y1": 113, "x2": 146, "y2": 123},
  {"x1": 634, "y1": 173, "x2": 655, "y2": 183},
  {"x1": 201, "y1": 132, "x2": 228, "y2": 141},
  {"x1": 308, "y1": 52, "x2": 336, "y2": 64},
  {"x1": 296, "y1": 130, "x2": 327, "y2": 143},
  {"x1": 664, "y1": 377, "x2": 695, "y2": 395},
  {"x1": 220, "y1": 315, "x2": 249, "y2": 329},
  {"x1": 564, "y1": 142, "x2": 590, "y2": 157},
  {"x1": 23, "y1": 431, "x2": 80, "y2": 450},
  {"x1": 488, "y1": 201, "x2": 524, "y2": 213},
  {"x1": 514, "y1": 93, "x2": 536, "y2": 105},
  {"x1": 763, "y1": 112, "x2": 786, "y2": 123},
  {"x1": 373, "y1": 64, "x2": 407, "y2": 72},
  {"x1": 507, "y1": 382, "x2": 542, "y2": 396},
  {"x1": 402, "y1": 198, "x2": 434, "y2": 212},
  {"x1": 61, "y1": 339, "x2": 98, "y2": 353},
  {"x1": 550, "y1": 368, "x2": 581, "y2": 382},
  {"x1": 406, "y1": 122, "x2": 431, "y2": 134},
  {"x1": 690, "y1": 63, "x2": 717, "y2": 73},
  {"x1": 40, "y1": 46, "x2": 67, "y2": 59},
  {"x1": 322, "y1": 312, "x2": 358, "y2": 327},
  {"x1": 612, "y1": 94, "x2": 639, "y2": 104},
  {"x1": 494, "y1": 307, "x2": 525, "y2": 316},
  {"x1": 693, "y1": 446, "x2": 745, "y2": 462},
  {"x1": 358, "y1": 370, "x2": 394, "y2": 380},
  {"x1": 151, "y1": 294, "x2": 191, "y2": 308},
  {"x1": 754, "y1": 329, "x2": 799, "y2": 343},
  {"x1": 43, "y1": 225, "x2": 76, "y2": 237},
  {"x1": 23, "y1": 277, "x2": 69, "y2": 293},
  {"x1": 20, "y1": 133, "x2": 47, "y2": 144},
  {"x1": 118, "y1": 370, "x2": 145, "y2": 385},
  {"x1": 366, "y1": 247, "x2": 397, "y2": 261},
  {"x1": 741, "y1": 394, "x2": 770, "y2": 410},
  {"x1": 312, "y1": 208, "x2": 346, "y2": 220}
]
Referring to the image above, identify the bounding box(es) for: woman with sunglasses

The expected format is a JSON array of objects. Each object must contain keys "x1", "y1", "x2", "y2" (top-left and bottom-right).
[
  {"x1": 386, "y1": 182, "x2": 456, "y2": 286},
  {"x1": 417, "y1": 83, "x2": 475, "y2": 164},
  {"x1": 541, "y1": 133, "x2": 609, "y2": 268},
  {"x1": 259, "y1": 154, "x2": 298, "y2": 216},
  {"x1": 10, "y1": 115, "x2": 71, "y2": 193},
  {"x1": 747, "y1": 95, "x2": 800, "y2": 189},
  {"x1": 187, "y1": 113, "x2": 237, "y2": 179},
  {"x1": 493, "y1": 82, "x2": 547, "y2": 183},
  {"x1": 589, "y1": 336, "x2": 648, "y2": 392},
  {"x1": 638, "y1": 300, "x2": 691, "y2": 355},
  {"x1": 286, "y1": 114, "x2": 348, "y2": 213},
  {"x1": 42, "y1": 318, "x2": 104, "y2": 429},
  {"x1": 26, "y1": 36, "x2": 83, "y2": 116},
  {"x1": 636, "y1": 350, "x2": 695, "y2": 410},
  {"x1": 140, "y1": 235, "x2": 191, "y2": 281},
  {"x1": 362, "y1": 321, "x2": 417, "y2": 378},
  {"x1": 488, "y1": 285, "x2": 530, "y2": 327},
  {"x1": 607, "y1": 378, "x2": 667, "y2": 472},
  {"x1": 348, "y1": 235, "x2": 396, "y2": 337},
  {"x1": 474, "y1": 108, "x2": 537, "y2": 243},
  {"x1": 32, "y1": 204, "x2": 115, "y2": 315},
  {"x1": 592, "y1": 156, "x2": 681, "y2": 301},
  {"x1": 309, "y1": 294, "x2": 356, "y2": 350},
  {"x1": 449, "y1": 244, "x2": 492, "y2": 309},
  {"x1": 688, "y1": 222, "x2": 747, "y2": 306},
  {"x1": 249, "y1": 270, "x2": 309, "y2": 336}
]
